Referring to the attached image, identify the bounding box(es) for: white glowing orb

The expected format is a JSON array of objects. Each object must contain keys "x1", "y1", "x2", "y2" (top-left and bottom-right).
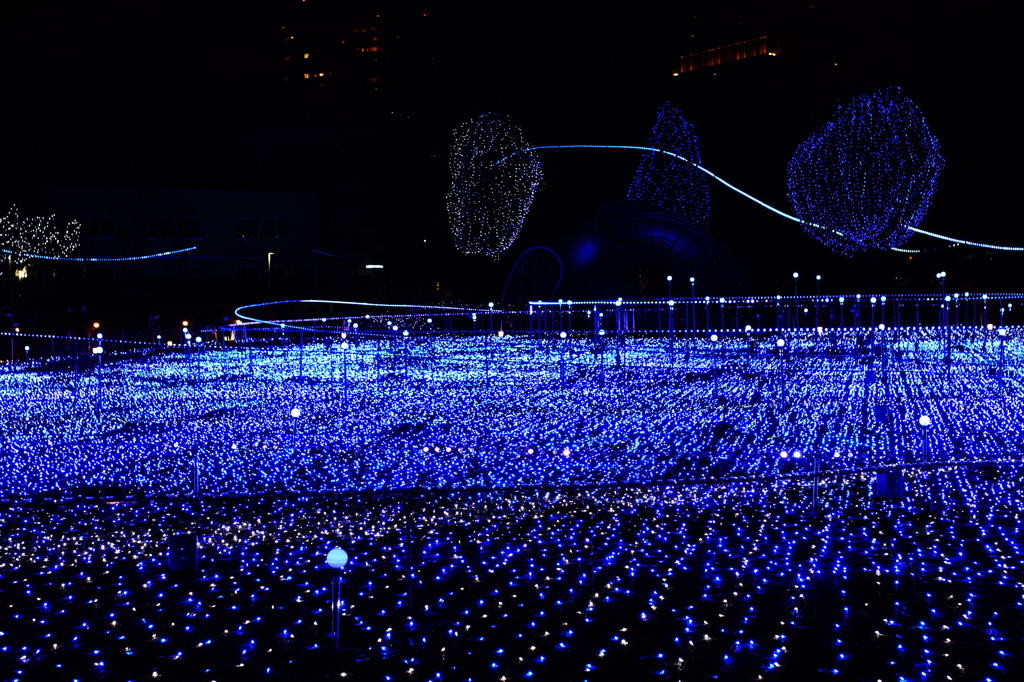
[{"x1": 326, "y1": 547, "x2": 349, "y2": 570}]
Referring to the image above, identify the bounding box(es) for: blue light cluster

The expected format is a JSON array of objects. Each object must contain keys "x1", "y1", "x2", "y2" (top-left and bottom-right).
[
  {"x1": 627, "y1": 102, "x2": 710, "y2": 227},
  {"x1": 0, "y1": 319, "x2": 1022, "y2": 497},
  {"x1": 1, "y1": 307, "x2": 1024, "y2": 679},
  {"x1": 1, "y1": 476, "x2": 1023, "y2": 680},
  {"x1": 787, "y1": 86, "x2": 945, "y2": 255},
  {"x1": 446, "y1": 113, "x2": 543, "y2": 258}
]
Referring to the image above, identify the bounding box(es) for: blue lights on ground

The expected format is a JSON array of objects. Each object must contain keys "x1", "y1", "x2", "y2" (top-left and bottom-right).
[{"x1": 1, "y1": 301, "x2": 1024, "y2": 680}]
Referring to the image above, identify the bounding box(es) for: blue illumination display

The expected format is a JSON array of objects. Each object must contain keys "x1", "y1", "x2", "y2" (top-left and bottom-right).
[
  {"x1": 787, "y1": 86, "x2": 945, "y2": 255},
  {"x1": 628, "y1": 102, "x2": 710, "y2": 227},
  {"x1": 496, "y1": 139, "x2": 1022, "y2": 252},
  {"x1": 2, "y1": 296, "x2": 1024, "y2": 679},
  {"x1": 447, "y1": 113, "x2": 543, "y2": 257}
]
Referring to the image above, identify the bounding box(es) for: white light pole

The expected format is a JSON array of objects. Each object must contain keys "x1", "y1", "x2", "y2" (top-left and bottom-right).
[
  {"x1": 710, "y1": 334, "x2": 720, "y2": 402},
  {"x1": 918, "y1": 415, "x2": 931, "y2": 462},
  {"x1": 998, "y1": 328, "x2": 1007, "y2": 387},
  {"x1": 341, "y1": 340, "x2": 350, "y2": 401},
  {"x1": 777, "y1": 338, "x2": 787, "y2": 406},
  {"x1": 325, "y1": 547, "x2": 349, "y2": 650}
]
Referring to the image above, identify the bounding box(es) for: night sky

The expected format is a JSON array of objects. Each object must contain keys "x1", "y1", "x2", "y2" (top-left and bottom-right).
[{"x1": 0, "y1": 1, "x2": 1021, "y2": 299}]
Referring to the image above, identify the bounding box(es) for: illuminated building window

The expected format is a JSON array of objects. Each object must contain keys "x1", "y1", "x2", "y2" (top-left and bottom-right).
[{"x1": 677, "y1": 36, "x2": 775, "y2": 74}]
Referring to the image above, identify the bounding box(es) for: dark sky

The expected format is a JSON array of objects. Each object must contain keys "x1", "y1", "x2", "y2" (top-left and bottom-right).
[{"x1": 0, "y1": 1, "x2": 1021, "y2": 294}]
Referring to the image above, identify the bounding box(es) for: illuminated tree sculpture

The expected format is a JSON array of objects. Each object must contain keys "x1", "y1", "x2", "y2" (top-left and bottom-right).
[
  {"x1": 786, "y1": 86, "x2": 944, "y2": 255},
  {"x1": 627, "y1": 102, "x2": 710, "y2": 228},
  {"x1": 0, "y1": 205, "x2": 81, "y2": 266},
  {"x1": 446, "y1": 113, "x2": 543, "y2": 258}
]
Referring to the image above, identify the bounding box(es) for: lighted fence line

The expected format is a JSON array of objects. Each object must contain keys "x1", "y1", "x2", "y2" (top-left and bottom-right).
[
  {"x1": 497, "y1": 144, "x2": 1024, "y2": 252},
  {"x1": 234, "y1": 299, "x2": 508, "y2": 333},
  {"x1": 0, "y1": 245, "x2": 198, "y2": 262}
]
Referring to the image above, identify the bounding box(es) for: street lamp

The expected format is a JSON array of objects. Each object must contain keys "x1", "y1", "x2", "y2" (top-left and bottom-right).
[
  {"x1": 918, "y1": 415, "x2": 932, "y2": 462},
  {"x1": 325, "y1": 547, "x2": 349, "y2": 650},
  {"x1": 814, "y1": 275, "x2": 821, "y2": 326},
  {"x1": 710, "y1": 334, "x2": 720, "y2": 402},
  {"x1": 559, "y1": 330, "x2": 568, "y2": 386},
  {"x1": 92, "y1": 342, "x2": 104, "y2": 414},
  {"x1": 999, "y1": 327, "x2": 1007, "y2": 385},
  {"x1": 341, "y1": 340, "x2": 350, "y2": 401},
  {"x1": 667, "y1": 298, "x2": 675, "y2": 357},
  {"x1": 776, "y1": 338, "x2": 787, "y2": 405}
]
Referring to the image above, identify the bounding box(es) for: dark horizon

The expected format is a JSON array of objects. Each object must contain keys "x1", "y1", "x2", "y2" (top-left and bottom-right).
[{"x1": 0, "y1": 1, "x2": 1021, "y2": 309}]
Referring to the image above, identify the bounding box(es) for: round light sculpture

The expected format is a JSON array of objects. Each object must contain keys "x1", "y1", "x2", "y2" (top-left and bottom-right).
[
  {"x1": 919, "y1": 415, "x2": 932, "y2": 428},
  {"x1": 447, "y1": 112, "x2": 542, "y2": 258},
  {"x1": 787, "y1": 86, "x2": 944, "y2": 255},
  {"x1": 290, "y1": 407, "x2": 302, "y2": 418},
  {"x1": 326, "y1": 547, "x2": 348, "y2": 570}
]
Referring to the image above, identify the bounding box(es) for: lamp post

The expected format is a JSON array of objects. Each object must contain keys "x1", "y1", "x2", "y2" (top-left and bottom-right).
[
  {"x1": 267, "y1": 252, "x2": 274, "y2": 297},
  {"x1": 998, "y1": 328, "x2": 1007, "y2": 388},
  {"x1": 559, "y1": 331, "x2": 567, "y2": 387},
  {"x1": 918, "y1": 415, "x2": 931, "y2": 463},
  {"x1": 325, "y1": 547, "x2": 349, "y2": 651},
  {"x1": 689, "y1": 277, "x2": 696, "y2": 338},
  {"x1": 943, "y1": 295, "x2": 952, "y2": 365},
  {"x1": 710, "y1": 334, "x2": 720, "y2": 402},
  {"x1": 667, "y1": 298, "x2": 675, "y2": 358},
  {"x1": 93, "y1": 336, "x2": 104, "y2": 414},
  {"x1": 341, "y1": 340, "x2": 350, "y2": 401},
  {"x1": 814, "y1": 275, "x2": 821, "y2": 327},
  {"x1": 777, "y1": 338, "x2": 787, "y2": 406}
]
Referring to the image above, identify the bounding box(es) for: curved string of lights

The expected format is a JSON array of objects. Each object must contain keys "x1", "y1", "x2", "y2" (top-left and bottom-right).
[
  {"x1": 495, "y1": 144, "x2": 1024, "y2": 253},
  {"x1": 0, "y1": 245, "x2": 199, "y2": 262},
  {"x1": 234, "y1": 299, "x2": 500, "y2": 333}
]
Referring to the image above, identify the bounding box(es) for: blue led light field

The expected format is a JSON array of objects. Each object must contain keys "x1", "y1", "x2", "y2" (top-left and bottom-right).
[{"x1": 1, "y1": 302, "x2": 1023, "y2": 680}]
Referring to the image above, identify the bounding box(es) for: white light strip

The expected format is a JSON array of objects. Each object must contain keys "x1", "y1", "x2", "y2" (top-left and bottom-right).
[{"x1": 499, "y1": 144, "x2": 1024, "y2": 252}]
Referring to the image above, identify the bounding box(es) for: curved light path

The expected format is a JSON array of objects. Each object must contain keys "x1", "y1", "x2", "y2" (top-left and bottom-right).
[
  {"x1": 235, "y1": 298, "x2": 498, "y2": 332},
  {"x1": 498, "y1": 144, "x2": 1024, "y2": 253},
  {"x1": 0, "y1": 245, "x2": 198, "y2": 262}
]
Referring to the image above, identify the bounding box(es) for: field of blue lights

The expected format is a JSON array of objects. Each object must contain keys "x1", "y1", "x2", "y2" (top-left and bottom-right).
[{"x1": 2, "y1": 300, "x2": 1024, "y2": 681}]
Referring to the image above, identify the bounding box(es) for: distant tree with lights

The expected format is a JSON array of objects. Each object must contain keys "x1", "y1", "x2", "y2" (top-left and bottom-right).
[
  {"x1": 446, "y1": 113, "x2": 543, "y2": 258},
  {"x1": 0, "y1": 205, "x2": 81, "y2": 267},
  {"x1": 627, "y1": 102, "x2": 710, "y2": 228},
  {"x1": 786, "y1": 86, "x2": 944, "y2": 255}
]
